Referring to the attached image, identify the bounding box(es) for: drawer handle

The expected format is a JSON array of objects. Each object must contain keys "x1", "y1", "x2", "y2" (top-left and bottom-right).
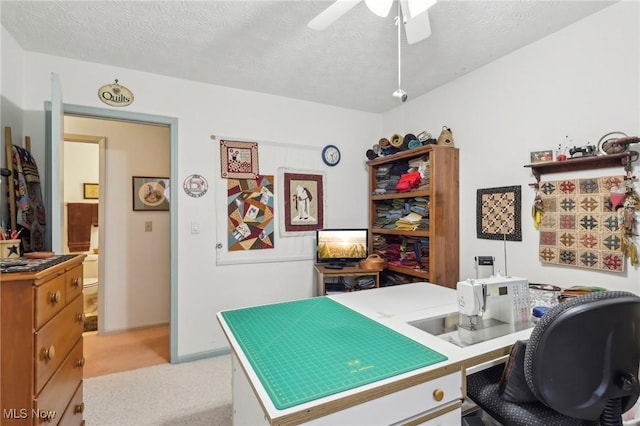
[
  {"x1": 74, "y1": 402, "x2": 85, "y2": 414},
  {"x1": 72, "y1": 277, "x2": 80, "y2": 288},
  {"x1": 433, "y1": 388, "x2": 444, "y2": 401},
  {"x1": 44, "y1": 345, "x2": 56, "y2": 361},
  {"x1": 76, "y1": 312, "x2": 86, "y2": 323},
  {"x1": 50, "y1": 290, "x2": 62, "y2": 305},
  {"x1": 77, "y1": 357, "x2": 86, "y2": 368}
]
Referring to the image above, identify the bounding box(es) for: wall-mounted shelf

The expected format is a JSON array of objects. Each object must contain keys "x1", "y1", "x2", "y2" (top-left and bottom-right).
[{"x1": 524, "y1": 151, "x2": 638, "y2": 182}]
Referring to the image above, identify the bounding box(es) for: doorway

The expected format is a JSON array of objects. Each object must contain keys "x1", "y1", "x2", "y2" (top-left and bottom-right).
[{"x1": 46, "y1": 102, "x2": 179, "y2": 364}]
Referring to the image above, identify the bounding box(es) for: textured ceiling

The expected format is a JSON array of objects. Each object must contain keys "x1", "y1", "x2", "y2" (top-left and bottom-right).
[{"x1": 1, "y1": 0, "x2": 617, "y2": 113}]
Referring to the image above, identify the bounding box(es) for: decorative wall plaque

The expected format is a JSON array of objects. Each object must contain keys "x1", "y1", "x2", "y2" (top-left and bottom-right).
[
  {"x1": 98, "y1": 79, "x2": 134, "y2": 107},
  {"x1": 183, "y1": 174, "x2": 208, "y2": 198}
]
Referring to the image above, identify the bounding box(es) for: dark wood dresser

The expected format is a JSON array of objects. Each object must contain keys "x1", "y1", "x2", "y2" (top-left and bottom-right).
[{"x1": 1, "y1": 254, "x2": 85, "y2": 425}]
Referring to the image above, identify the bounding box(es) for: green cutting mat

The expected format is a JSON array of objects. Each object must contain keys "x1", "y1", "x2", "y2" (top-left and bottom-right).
[{"x1": 221, "y1": 297, "x2": 447, "y2": 410}]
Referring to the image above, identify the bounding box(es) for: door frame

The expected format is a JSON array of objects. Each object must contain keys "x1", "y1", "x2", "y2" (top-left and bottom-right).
[{"x1": 47, "y1": 103, "x2": 179, "y2": 363}]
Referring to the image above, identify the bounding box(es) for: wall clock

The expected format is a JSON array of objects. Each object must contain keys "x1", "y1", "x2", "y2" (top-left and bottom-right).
[{"x1": 322, "y1": 144, "x2": 341, "y2": 167}]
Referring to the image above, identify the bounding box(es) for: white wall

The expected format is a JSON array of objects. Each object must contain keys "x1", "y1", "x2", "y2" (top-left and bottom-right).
[
  {"x1": 0, "y1": 28, "x2": 25, "y2": 227},
  {"x1": 63, "y1": 118, "x2": 171, "y2": 332},
  {"x1": 382, "y1": 1, "x2": 640, "y2": 292},
  {"x1": 62, "y1": 140, "x2": 99, "y2": 254},
  {"x1": 5, "y1": 42, "x2": 379, "y2": 358},
  {"x1": 63, "y1": 141, "x2": 99, "y2": 203}
]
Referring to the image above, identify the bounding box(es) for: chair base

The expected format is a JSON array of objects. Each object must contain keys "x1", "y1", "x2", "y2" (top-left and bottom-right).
[{"x1": 466, "y1": 364, "x2": 595, "y2": 426}]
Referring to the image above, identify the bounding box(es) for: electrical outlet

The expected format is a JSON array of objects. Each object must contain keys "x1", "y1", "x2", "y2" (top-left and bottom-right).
[{"x1": 145, "y1": 221, "x2": 152, "y2": 232}]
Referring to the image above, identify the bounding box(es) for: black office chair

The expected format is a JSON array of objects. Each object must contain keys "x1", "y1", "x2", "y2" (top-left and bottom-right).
[{"x1": 466, "y1": 290, "x2": 640, "y2": 426}]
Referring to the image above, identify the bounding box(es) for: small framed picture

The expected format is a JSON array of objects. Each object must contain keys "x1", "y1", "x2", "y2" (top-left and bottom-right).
[
  {"x1": 132, "y1": 176, "x2": 170, "y2": 211},
  {"x1": 83, "y1": 183, "x2": 99, "y2": 199},
  {"x1": 530, "y1": 150, "x2": 554, "y2": 164}
]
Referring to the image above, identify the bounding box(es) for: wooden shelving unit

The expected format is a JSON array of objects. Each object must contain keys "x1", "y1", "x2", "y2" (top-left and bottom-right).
[{"x1": 367, "y1": 145, "x2": 459, "y2": 289}]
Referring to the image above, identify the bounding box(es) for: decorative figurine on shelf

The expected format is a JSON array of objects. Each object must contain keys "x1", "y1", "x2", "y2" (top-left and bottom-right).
[
  {"x1": 568, "y1": 145, "x2": 597, "y2": 159},
  {"x1": 556, "y1": 143, "x2": 567, "y2": 161},
  {"x1": 437, "y1": 126, "x2": 454, "y2": 147}
]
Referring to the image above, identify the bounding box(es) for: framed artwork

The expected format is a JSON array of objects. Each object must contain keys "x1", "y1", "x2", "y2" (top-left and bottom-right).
[
  {"x1": 83, "y1": 183, "x2": 99, "y2": 199},
  {"x1": 220, "y1": 139, "x2": 259, "y2": 179},
  {"x1": 477, "y1": 185, "x2": 522, "y2": 241},
  {"x1": 530, "y1": 149, "x2": 554, "y2": 164},
  {"x1": 132, "y1": 176, "x2": 170, "y2": 211},
  {"x1": 279, "y1": 168, "x2": 324, "y2": 236}
]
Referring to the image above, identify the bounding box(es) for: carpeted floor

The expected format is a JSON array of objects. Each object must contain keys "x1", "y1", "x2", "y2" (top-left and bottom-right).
[{"x1": 83, "y1": 354, "x2": 232, "y2": 425}]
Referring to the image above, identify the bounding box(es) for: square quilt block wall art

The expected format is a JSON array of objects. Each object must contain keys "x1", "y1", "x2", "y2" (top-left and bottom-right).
[
  {"x1": 477, "y1": 186, "x2": 522, "y2": 241},
  {"x1": 537, "y1": 176, "x2": 625, "y2": 272}
]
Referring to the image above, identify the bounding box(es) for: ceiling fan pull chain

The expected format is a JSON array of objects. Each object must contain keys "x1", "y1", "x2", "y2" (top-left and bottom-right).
[{"x1": 396, "y1": 5, "x2": 402, "y2": 91}]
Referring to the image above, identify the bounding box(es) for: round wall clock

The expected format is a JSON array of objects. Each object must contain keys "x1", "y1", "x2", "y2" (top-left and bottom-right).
[{"x1": 322, "y1": 144, "x2": 341, "y2": 166}]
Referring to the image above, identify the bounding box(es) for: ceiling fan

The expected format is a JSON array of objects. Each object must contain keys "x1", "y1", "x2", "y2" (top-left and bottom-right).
[{"x1": 308, "y1": 0, "x2": 437, "y2": 44}]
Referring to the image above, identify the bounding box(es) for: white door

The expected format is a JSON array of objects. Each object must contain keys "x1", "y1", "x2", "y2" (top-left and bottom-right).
[{"x1": 45, "y1": 72, "x2": 64, "y2": 252}]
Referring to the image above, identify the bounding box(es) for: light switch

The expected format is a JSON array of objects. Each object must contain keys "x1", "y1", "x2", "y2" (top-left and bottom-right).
[
  {"x1": 191, "y1": 221, "x2": 200, "y2": 234},
  {"x1": 145, "y1": 221, "x2": 152, "y2": 232}
]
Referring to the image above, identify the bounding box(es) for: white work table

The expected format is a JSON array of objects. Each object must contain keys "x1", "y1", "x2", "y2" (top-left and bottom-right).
[{"x1": 217, "y1": 282, "x2": 534, "y2": 426}]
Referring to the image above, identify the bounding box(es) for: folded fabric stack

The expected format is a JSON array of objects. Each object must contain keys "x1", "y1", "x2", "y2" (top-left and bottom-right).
[
  {"x1": 355, "y1": 276, "x2": 376, "y2": 289},
  {"x1": 380, "y1": 270, "x2": 414, "y2": 287},
  {"x1": 414, "y1": 237, "x2": 430, "y2": 271},
  {"x1": 375, "y1": 235, "x2": 428, "y2": 272},
  {"x1": 399, "y1": 236, "x2": 420, "y2": 269},
  {"x1": 373, "y1": 197, "x2": 429, "y2": 231},
  {"x1": 408, "y1": 156, "x2": 430, "y2": 190},
  {"x1": 396, "y1": 212, "x2": 422, "y2": 231}
]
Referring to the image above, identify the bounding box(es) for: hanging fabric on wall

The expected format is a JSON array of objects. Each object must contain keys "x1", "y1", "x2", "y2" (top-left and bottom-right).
[
  {"x1": 12, "y1": 145, "x2": 46, "y2": 252},
  {"x1": 227, "y1": 175, "x2": 275, "y2": 251},
  {"x1": 537, "y1": 175, "x2": 626, "y2": 272}
]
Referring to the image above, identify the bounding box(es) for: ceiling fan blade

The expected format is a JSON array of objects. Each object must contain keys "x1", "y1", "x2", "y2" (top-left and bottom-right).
[
  {"x1": 404, "y1": 8, "x2": 432, "y2": 44},
  {"x1": 407, "y1": 0, "x2": 437, "y2": 19},
  {"x1": 365, "y1": 0, "x2": 393, "y2": 17},
  {"x1": 308, "y1": 0, "x2": 362, "y2": 31}
]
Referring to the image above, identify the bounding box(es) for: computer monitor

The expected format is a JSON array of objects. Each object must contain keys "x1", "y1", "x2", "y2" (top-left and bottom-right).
[{"x1": 315, "y1": 228, "x2": 368, "y2": 266}]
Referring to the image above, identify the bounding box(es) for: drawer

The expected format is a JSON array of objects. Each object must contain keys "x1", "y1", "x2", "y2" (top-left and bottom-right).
[
  {"x1": 65, "y1": 266, "x2": 83, "y2": 306},
  {"x1": 311, "y1": 371, "x2": 463, "y2": 425},
  {"x1": 57, "y1": 381, "x2": 84, "y2": 426},
  {"x1": 34, "y1": 338, "x2": 83, "y2": 425},
  {"x1": 34, "y1": 273, "x2": 67, "y2": 329},
  {"x1": 34, "y1": 297, "x2": 84, "y2": 393}
]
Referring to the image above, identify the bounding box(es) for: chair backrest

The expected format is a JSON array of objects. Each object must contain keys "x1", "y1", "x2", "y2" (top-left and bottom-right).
[{"x1": 524, "y1": 291, "x2": 640, "y2": 421}]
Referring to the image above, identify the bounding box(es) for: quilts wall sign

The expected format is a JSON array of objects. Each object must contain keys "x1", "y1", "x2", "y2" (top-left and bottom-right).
[{"x1": 97, "y1": 79, "x2": 134, "y2": 107}]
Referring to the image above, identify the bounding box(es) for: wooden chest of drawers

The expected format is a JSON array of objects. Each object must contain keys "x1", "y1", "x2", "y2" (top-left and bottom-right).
[{"x1": 1, "y1": 255, "x2": 85, "y2": 425}]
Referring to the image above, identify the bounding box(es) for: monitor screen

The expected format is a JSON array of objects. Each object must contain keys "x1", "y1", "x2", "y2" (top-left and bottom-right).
[{"x1": 316, "y1": 229, "x2": 368, "y2": 265}]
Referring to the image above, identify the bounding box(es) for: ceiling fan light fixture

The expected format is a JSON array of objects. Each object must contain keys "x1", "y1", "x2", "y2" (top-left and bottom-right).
[
  {"x1": 365, "y1": 0, "x2": 393, "y2": 17},
  {"x1": 392, "y1": 89, "x2": 408, "y2": 102}
]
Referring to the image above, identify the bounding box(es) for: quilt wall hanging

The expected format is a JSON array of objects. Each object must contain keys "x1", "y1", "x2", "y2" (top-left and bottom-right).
[
  {"x1": 537, "y1": 175, "x2": 626, "y2": 272},
  {"x1": 477, "y1": 186, "x2": 522, "y2": 241},
  {"x1": 227, "y1": 175, "x2": 274, "y2": 251},
  {"x1": 220, "y1": 139, "x2": 259, "y2": 179}
]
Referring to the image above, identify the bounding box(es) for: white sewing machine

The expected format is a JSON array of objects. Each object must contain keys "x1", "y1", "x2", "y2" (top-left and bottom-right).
[{"x1": 457, "y1": 275, "x2": 531, "y2": 330}]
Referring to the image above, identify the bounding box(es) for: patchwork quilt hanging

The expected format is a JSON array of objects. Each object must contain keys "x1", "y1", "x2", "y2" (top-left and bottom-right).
[
  {"x1": 227, "y1": 175, "x2": 275, "y2": 251},
  {"x1": 477, "y1": 186, "x2": 522, "y2": 241},
  {"x1": 537, "y1": 175, "x2": 625, "y2": 272}
]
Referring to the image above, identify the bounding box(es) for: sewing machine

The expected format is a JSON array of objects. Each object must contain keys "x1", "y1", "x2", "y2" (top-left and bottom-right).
[
  {"x1": 456, "y1": 275, "x2": 531, "y2": 331},
  {"x1": 568, "y1": 145, "x2": 597, "y2": 159}
]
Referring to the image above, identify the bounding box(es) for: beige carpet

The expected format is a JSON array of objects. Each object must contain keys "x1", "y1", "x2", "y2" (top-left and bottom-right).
[
  {"x1": 83, "y1": 354, "x2": 232, "y2": 426},
  {"x1": 83, "y1": 325, "x2": 169, "y2": 378}
]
